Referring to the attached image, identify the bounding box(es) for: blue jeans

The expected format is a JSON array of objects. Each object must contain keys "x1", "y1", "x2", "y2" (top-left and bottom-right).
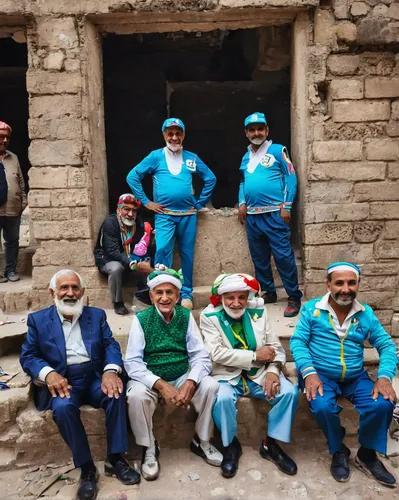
[
  {"x1": 246, "y1": 212, "x2": 302, "y2": 301},
  {"x1": 299, "y1": 370, "x2": 395, "y2": 454},
  {"x1": 0, "y1": 215, "x2": 21, "y2": 276}
]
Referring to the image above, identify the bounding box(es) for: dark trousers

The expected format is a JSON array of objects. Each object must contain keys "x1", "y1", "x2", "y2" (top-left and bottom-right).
[
  {"x1": 299, "y1": 370, "x2": 394, "y2": 455},
  {"x1": 0, "y1": 215, "x2": 21, "y2": 276},
  {"x1": 246, "y1": 211, "x2": 302, "y2": 301},
  {"x1": 51, "y1": 362, "x2": 128, "y2": 467}
]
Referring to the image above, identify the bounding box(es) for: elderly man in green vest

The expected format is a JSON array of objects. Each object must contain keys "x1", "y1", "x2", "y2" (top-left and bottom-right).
[{"x1": 124, "y1": 266, "x2": 223, "y2": 481}]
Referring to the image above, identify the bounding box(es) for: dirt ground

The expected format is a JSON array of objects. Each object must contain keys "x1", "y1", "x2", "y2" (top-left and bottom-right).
[{"x1": 1, "y1": 439, "x2": 398, "y2": 500}]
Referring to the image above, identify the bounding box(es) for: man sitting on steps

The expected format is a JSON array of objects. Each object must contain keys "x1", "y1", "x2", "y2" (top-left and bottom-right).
[
  {"x1": 124, "y1": 265, "x2": 223, "y2": 481},
  {"x1": 20, "y1": 269, "x2": 140, "y2": 500},
  {"x1": 291, "y1": 261, "x2": 397, "y2": 487},
  {"x1": 200, "y1": 273, "x2": 298, "y2": 479}
]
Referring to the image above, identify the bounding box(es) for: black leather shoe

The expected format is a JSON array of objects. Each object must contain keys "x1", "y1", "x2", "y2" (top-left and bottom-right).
[
  {"x1": 259, "y1": 439, "x2": 297, "y2": 475},
  {"x1": 354, "y1": 454, "x2": 396, "y2": 487},
  {"x1": 221, "y1": 437, "x2": 242, "y2": 478},
  {"x1": 262, "y1": 292, "x2": 277, "y2": 304},
  {"x1": 104, "y1": 456, "x2": 141, "y2": 485},
  {"x1": 135, "y1": 288, "x2": 152, "y2": 305},
  {"x1": 331, "y1": 444, "x2": 350, "y2": 482},
  {"x1": 77, "y1": 468, "x2": 99, "y2": 500},
  {"x1": 114, "y1": 302, "x2": 129, "y2": 315}
]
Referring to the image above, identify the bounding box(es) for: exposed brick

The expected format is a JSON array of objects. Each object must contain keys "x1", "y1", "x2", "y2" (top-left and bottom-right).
[
  {"x1": 28, "y1": 118, "x2": 82, "y2": 140},
  {"x1": 33, "y1": 240, "x2": 95, "y2": 267},
  {"x1": 68, "y1": 168, "x2": 88, "y2": 188},
  {"x1": 369, "y1": 202, "x2": 399, "y2": 219},
  {"x1": 30, "y1": 208, "x2": 70, "y2": 222},
  {"x1": 304, "y1": 283, "x2": 326, "y2": 300},
  {"x1": 29, "y1": 140, "x2": 82, "y2": 166},
  {"x1": 28, "y1": 167, "x2": 68, "y2": 189},
  {"x1": 314, "y1": 8, "x2": 336, "y2": 47},
  {"x1": 37, "y1": 17, "x2": 79, "y2": 49},
  {"x1": 309, "y1": 162, "x2": 386, "y2": 181},
  {"x1": 385, "y1": 220, "x2": 399, "y2": 239},
  {"x1": 374, "y1": 240, "x2": 399, "y2": 259},
  {"x1": 43, "y1": 51, "x2": 65, "y2": 71},
  {"x1": 354, "y1": 182, "x2": 399, "y2": 202},
  {"x1": 336, "y1": 21, "x2": 357, "y2": 43},
  {"x1": 357, "y1": 291, "x2": 395, "y2": 309},
  {"x1": 387, "y1": 121, "x2": 399, "y2": 137},
  {"x1": 327, "y1": 55, "x2": 360, "y2": 76},
  {"x1": 308, "y1": 46, "x2": 328, "y2": 84},
  {"x1": 33, "y1": 220, "x2": 91, "y2": 241},
  {"x1": 361, "y1": 276, "x2": 398, "y2": 292},
  {"x1": 361, "y1": 262, "x2": 399, "y2": 276},
  {"x1": 304, "y1": 269, "x2": 327, "y2": 283},
  {"x1": 350, "y1": 2, "x2": 369, "y2": 17},
  {"x1": 28, "y1": 190, "x2": 51, "y2": 208},
  {"x1": 333, "y1": 0, "x2": 349, "y2": 19},
  {"x1": 313, "y1": 141, "x2": 362, "y2": 161},
  {"x1": 392, "y1": 101, "x2": 399, "y2": 120},
  {"x1": 374, "y1": 310, "x2": 393, "y2": 326},
  {"x1": 303, "y1": 223, "x2": 353, "y2": 245},
  {"x1": 304, "y1": 243, "x2": 374, "y2": 269},
  {"x1": 29, "y1": 95, "x2": 81, "y2": 119},
  {"x1": 392, "y1": 314, "x2": 399, "y2": 338},
  {"x1": 366, "y1": 140, "x2": 399, "y2": 161},
  {"x1": 388, "y1": 4, "x2": 399, "y2": 21},
  {"x1": 329, "y1": 79, "x2": 363, "y2": 100},
  {"x1": 27, "y1": 70, "x2": 81, "y2": 95},
  {"x1": 365, "y1": 77, "x2": 399, "y2": 98},
  {"x1": 308, "y1": 182, "x2": 353, "y2": 203},
  {"x1": 354, "y1": 221, "x2": 384, "y2": 243},
  {"x1": 33, "y1": 266, "x2": 104, "y2": 290},
  {"x1": 388, "y1": 163, "x2": 399, "y2": 179},
  {"x1": 51, "y1": 189, "x2": 89, "y2": 207},
  {"x1": 71, "y1": 207, "x2": 90, "y2": 219},
  {"x1": 332, "y1": 100, "x2": 390, "y2": 122},
  {"x1": 64, "y1": 58, "x2": 81, "y2": 72},
  {"x1": 303, "y1": 203, "x2": 369, "y2": 223}
]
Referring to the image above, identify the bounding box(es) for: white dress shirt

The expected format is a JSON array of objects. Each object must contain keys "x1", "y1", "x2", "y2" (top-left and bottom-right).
[
  {"x1": 38, "y1": 311, "x2": 121, "y2": 382},
  {"x1": 124, "y1": 307, "x2": 212, "y2": 389}
]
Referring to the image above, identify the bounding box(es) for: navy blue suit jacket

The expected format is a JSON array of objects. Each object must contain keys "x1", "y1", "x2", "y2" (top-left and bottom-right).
[{"x1": 20, "y1": 305, "x2": 123, "y2": 411}]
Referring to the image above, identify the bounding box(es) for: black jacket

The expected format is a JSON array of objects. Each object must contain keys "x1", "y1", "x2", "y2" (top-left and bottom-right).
[{"x1": 94, "y1": 213, "x2": 145, "y2": 269}]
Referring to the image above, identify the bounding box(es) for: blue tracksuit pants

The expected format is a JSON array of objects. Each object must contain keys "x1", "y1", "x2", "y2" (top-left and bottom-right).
[
  {"x1": 299, "y1": 370, "x2": 395, "y2": 455},
  {"x1": 154, "y1": 213, "x2": 197, "y2": 300},
  {"x1": 213, "y1": 374, "x2": 299, "y2": 447},
  {"x1": 246, "y1": 211, "x2": 302, "y2": 301},
  {"x1": 51, "y1": 362, "x2": 128, "y2": 467}
]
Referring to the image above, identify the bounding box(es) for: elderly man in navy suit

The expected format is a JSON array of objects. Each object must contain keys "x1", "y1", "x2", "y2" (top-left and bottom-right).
[{"x1": 20, "y1": 269, "x2": 140, "y2": 500}]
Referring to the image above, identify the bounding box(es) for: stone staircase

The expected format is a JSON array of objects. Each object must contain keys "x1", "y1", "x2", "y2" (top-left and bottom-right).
[{"x1": 1, "y1": 290, "x2": 395, "y2": 472}]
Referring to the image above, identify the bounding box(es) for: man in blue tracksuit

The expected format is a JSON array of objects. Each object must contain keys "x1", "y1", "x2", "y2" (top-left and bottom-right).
[
  {"x1": 238, "y1": 112, "x2": 302, "y2": 317},
  {"x1": 127, "y1": 118, "x2": 216, "y2": 309},
  {"x1": 291, "y1": 262, "x2": 397, "y2": 487}
]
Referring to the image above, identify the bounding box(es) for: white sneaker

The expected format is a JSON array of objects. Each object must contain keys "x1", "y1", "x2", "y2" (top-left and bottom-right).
[
  {"x1": 141, "y1": 445, "x2": 160, "y2": 481},
  {"x1": 181, "y1": 298, "x2": 193, "y2": 310},
  {"x1": 190, "y1": 437, "x2": 223, "y2": 466}
]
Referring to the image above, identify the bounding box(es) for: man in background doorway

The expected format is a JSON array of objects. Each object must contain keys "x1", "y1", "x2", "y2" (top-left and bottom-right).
[
  {"x1": 238, "y1": 112, "x2": 302, "y2": 317},
  {"x1": 0, "y1": 121, "x2": 27, "y2": 283},
  {"x1": 126, "y1": 118, "x2": 216, "y2": 310}
]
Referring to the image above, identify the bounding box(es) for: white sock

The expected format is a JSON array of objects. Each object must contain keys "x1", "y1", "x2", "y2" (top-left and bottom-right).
[
  {"x1": 146, "y1": 441, "x2": 156, "y2": 455},
  {"x1": 200, "y1": 440, "x2": 210, "y2": 450}
]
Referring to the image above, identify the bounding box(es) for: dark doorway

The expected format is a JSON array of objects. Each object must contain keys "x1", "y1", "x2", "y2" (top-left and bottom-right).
[
  {"x1": 0, "y1": 37, "x2": 30, "y2": 186},
  {"x1": 103, "y1": 26, "x2": 291, "y2": 210}
]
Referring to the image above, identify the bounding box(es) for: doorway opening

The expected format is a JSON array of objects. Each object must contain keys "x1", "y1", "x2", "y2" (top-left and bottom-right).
[{"x1": 102, "y1": 26, "x2": 291, "y2": 210}]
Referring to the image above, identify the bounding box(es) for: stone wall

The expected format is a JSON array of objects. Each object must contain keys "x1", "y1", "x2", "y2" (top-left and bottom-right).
[
  {"x1": 0, "y1": 1, "x2": 397, "y2": 330},
  {"x1": 301, "y1": 0, "x2": 399, "y2": 336}
]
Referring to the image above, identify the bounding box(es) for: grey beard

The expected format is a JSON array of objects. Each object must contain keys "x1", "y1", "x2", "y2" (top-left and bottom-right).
[
  {"x1": 250, "y1": 137, "x2": 266, "y2": 146},
  {"x1": 166, "y1": 142, "x2": 182, "y2": 153},
  {"x1": 55, "y1": 297, "x2": 84, "y2": 317},
  {"x1": 330, "y1": 292, "x2": 355, "y2": 307},
  {"x1": 121, "y1": 216, "x2": 136, "y2": 226}
]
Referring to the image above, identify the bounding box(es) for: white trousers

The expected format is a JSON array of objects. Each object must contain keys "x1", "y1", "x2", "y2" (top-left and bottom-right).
[{"x1": 127, "y1": 372, "x2": 219, "y2": 447}]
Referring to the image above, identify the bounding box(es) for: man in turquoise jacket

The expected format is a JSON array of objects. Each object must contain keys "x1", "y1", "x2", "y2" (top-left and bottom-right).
[
  {"x1": 127, "y1": 118, "x2": 216, "y2": 309},
  {"x1": 291, "y1": 262, "x2": 397, "y2": 487}
]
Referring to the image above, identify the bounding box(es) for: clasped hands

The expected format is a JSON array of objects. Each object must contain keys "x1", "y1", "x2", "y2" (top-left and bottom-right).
[
  {"x1": 45, "y1": 371, "x2": 123, "y2": 399},
  {"x1": 154, "y1": 379, "x2": 196, "y2": 409}
]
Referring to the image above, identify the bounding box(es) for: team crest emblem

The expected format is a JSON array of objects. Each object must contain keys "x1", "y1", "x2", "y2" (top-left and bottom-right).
[
  {"x1": 186, "y1": 159, "x2": 196, "y2": 171},
  {"x1": 260, "y1": 154, "x2": 274, "y2": 167}
]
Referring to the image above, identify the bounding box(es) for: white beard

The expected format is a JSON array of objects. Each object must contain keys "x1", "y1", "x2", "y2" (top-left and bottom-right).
[
  {"x1": 222, "y1": 299, "x2": 246, "y2": 320},
  {"x1": 166, "y1": 141, "x2": 182, "y2": 153},
  {"x1": 55, "y1": 297, "x2": 84, "y2": 318},
  {"x1": 249, "y1": 137, "x2": 266, "y2": 146},
  {"x1": 121, "y1": 216, "x2": 135, "y2": 226}
]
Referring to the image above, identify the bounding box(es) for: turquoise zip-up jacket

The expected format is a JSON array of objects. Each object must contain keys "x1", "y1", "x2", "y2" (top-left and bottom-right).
[{"x1": 290, "y1": 297, "x2": 397, "y2": 382}]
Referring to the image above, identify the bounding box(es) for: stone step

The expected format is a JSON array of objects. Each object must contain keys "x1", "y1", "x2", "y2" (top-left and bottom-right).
[
  {"x1": 0, "y1": 246, "x2": 36, "y2": 277},
  {"x1": 0, "y1": 316, "x2": 28, "y2": 357}
]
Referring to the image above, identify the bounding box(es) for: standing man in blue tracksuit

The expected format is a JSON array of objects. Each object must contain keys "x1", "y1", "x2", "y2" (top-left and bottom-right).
[
  {"x1": 238, "y1": 112, "x2": 302, "y2": 318},
  {"x1": 127, "y1": 118, "x2": 216, "y2": 309}
]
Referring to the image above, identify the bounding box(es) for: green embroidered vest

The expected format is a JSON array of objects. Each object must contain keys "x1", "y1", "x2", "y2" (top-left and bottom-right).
[{"x1": 137, "y1": 305, "x2": 190, "y2": 382}]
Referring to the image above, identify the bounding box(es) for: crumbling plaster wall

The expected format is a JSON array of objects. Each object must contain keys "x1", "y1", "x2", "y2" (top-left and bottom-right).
[{"x1": 0, "y1": 1, "x2": 397, "y2": 337}]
